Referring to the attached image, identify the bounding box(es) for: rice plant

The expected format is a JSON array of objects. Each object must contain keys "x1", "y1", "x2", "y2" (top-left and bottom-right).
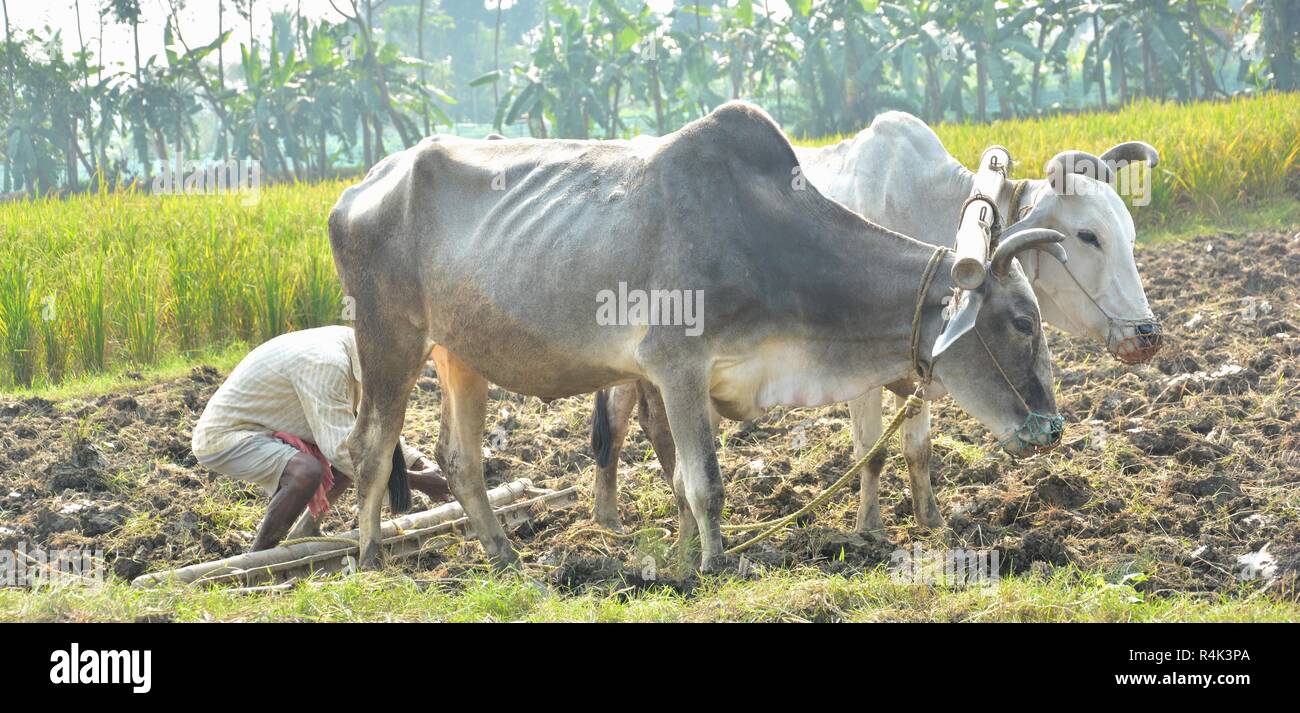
[
  {"x1": 169, "y1": 242, "x2": 202, "y2": 354},
  {"x1": 118, "y1": 254, "x2": 166, "y2": 366},
  {"x1": 296, "y1": 250, "x2": 344, "y2": 330},
  {"x1": 252, "y1": 248, "x2": 298, "y2": 343},
  {"x1": 69, "y1": 258, "x2": 107, "y2": 374},
  {"x1": 0, "y1": 256, "x2": 39, "y2": 387},
  {"x1": 39, "y1": 288, "x2": 65, "y2": 384}
]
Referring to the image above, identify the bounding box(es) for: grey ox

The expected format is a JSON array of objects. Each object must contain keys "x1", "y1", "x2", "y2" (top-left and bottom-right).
[
  {"x1": 590, "y1": 110, "x2": 1162, "y2": 536},
  {"x1": 329, "y1": 102, "x2": 1065, "y2": 572}
]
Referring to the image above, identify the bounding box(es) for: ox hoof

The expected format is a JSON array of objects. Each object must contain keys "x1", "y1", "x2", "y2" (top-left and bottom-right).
[
  {"x1": 916, "y1": 516, "x2": 948, "y2": 533},
  {"x1": 854, "y1": 514, "x2": 887, "y2": 540},
  {"x1": 488, "y1": 546, "x2": 521, "y2": 571},
  {"x1": 357, "y1": 542, "x2": 382, "y2": 571},
  {"x1": 915, "y1": 503, "x2": 947, "y2": 532},
  {"x1": 854, "y1": 525, "x2": 888, "y2": 542},
  {"x1": 592, "y1": 512, "x2": 624, "y2": 533},
  {"x1": 698, "y1": 551, "x2": 742, "y2": 575}
]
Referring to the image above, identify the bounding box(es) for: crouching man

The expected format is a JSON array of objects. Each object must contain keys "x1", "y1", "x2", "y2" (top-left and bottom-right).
[{"x1": 192, "y1": 325, "x2": 450, "y2": 551}]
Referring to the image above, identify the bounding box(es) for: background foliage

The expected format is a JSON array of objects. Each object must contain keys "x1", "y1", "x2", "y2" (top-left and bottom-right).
[
  {"x1": 1, "y1": 92, "x2": 1297, "y2": 389},
  {"x1": 1, "y1": 0, "x2": 1298, "y2": 192}
]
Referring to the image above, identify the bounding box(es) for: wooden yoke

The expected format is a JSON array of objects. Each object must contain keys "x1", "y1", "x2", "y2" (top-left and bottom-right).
[{"x1": 950, "y1": 145, "x2": 1012, "y2": 290}]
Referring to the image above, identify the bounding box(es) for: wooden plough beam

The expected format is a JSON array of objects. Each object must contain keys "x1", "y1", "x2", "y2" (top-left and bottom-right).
[{"x1": 131, "y1": 478, "x2": 577, "y2": 588}]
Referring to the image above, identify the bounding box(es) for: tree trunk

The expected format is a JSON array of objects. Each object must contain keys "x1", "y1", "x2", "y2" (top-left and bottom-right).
[
  {"x1": 925, "y1": 54, "x2": 941, "y2": 123},
  {"x1": 1188, "y1": 0, "x2": 1219, "y2": 98},
  {"x1": 1263, "y1": 0, "x2": 1298, "y2": 91},
  {"x1": 218, "y1": 0, "x2": 225, "y2": 92},
  {"x1": 74, "y1": 0, "x2": 97, "y2": 182},
  {"x1": 218, "y1": 0, "x2": 228, "y2": 160},
  {"x1": 1092, "y1": 13, "x2": 1107, "y2": 110},
  {"x1": 607, "y1": 80, "x2": 620, "y2": 139},
  {"x1": 418, "y1": 0, "x2": 429, "y2": 135},
  {"x1": 318, "y1": 125, "x2": 329, "y2": 179},
  {"x1": 1115, "y1": 40, "x2": 1128, "y2": 105},
  {"x1": 1141, "y1": 30, "x2": 1153, "y2": 98},
  {"x1": 3, "y1": 0, "x2": 13, "y2": 191},
  {"x1": 133, "y1": 18, "x2": 151, "y2": 181},
  {"x1": 373, "y1": 114, "x2": 386, "y2": 158},
  {"x1": 493, "y1": 1, "x2": 502, "y2": 109},
  {"x1": 975, "y1": 45, "x2": 988, "y2": 122},
  {"x1": 361, "y1": 113, "x2": 372, "y2": 169},
  {"x1": 66, "y1": 116, "x2": 79, "y2": 190},
  {"x1": 1061, "y1": 54, "x2": 1071, "y2": 106},
  {"x1": 650, "y1": 58, "x2": 665, "y2": 134},
  {"x1": 954, "y1": 47, "x2": 966, "y2": 122},
  {"x1": 1030, "y1": 21, "x2": 1048, "y2": 111}
]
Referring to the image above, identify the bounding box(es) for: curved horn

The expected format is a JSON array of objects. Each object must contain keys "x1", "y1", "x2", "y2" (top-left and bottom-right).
[
  {"x1": 1044, "y1": 150, "x2": 1112, "y2": 193},
  {"x1": 1100, "y1": 140, "x2": 1159, "y2": 168},
  {"x1": 991, "y1": 228, "x2": 1068, "y2": 276}
]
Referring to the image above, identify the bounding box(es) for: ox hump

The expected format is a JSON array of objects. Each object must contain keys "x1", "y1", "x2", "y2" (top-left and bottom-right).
[
  {"x1": 863, "y1": 111, "x2": 948, "y2": 158},
  {"x1": 674, "y1": 101, "x2": 800, "y2": 178}
]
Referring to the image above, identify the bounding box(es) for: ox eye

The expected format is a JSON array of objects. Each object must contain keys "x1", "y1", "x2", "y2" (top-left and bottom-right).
[
  {"x1": 1077, "y1": 230, "x2": 1101, "y2": 248},
  {"x1": 1012, "y1": 317, "x2": 1034, "y2": 335}
]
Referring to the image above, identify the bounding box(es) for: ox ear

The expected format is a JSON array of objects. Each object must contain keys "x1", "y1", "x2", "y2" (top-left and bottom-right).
[{"x1": 932, "y1": 289, "x2": 984, "y2": 360}]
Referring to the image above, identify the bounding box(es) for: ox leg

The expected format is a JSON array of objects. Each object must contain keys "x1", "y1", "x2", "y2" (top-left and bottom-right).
[
  {"x1": 635, "y1": 381, "x2": 677, "y2": 486},
  {"x1": 591, "y1": 384, "x2": 638, "y2": 531},
  {"x1": 348, "y1": 326, "x2": 429, "y2": 569},
  {"x1": 653, "y1": 374, "x2": 724, "y2": 572},
  {"x1": 431, "y1": 346, "x2": 518, "y2": 568},
  {"x1": 895, "y1": 393, "x2": 945, "y2": 531},
  {"x1": 848, "y1": 390, "x2": 887, "y2": 538}
]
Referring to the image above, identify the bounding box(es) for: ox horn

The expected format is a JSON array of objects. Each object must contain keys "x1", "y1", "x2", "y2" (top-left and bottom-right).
[
  {"x1": 991, "y1": 228, "x2": 1068, "y2": 277},
  {"x1": 1100, "y1": 141, "x2": 1159, "y2": 168},
  {"x1": 1044, "y1": 150, "x2": 1112, "y2": 192}
]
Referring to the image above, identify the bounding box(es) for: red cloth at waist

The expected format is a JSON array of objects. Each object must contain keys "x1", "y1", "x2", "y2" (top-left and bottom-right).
[{"x1": 273, "y1": 432, "x2": 335, "y2": 518}]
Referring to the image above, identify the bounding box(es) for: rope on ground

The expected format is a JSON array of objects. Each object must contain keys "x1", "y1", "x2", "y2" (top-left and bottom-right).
[
  {"x1": 570, "y1": 526, "x2": 672, "y2": 543},
  {"x1": 723, "y1": 394, "x2": 920, "y2": 556}
]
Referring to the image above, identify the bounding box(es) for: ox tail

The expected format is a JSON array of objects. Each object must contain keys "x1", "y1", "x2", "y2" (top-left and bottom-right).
[
  {"x1": 591, "y1": 390, "x2": 613, "y2": 468},
  {"x1": 388, "y1": 443, "x2": 412, "y2": 514}
]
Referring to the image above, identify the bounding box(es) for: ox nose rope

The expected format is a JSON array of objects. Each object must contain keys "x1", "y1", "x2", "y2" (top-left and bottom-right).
[
  {"x1": 1038, "y1": 245, "x2": 1163, "y2": 364},
  {"x1": 973, "y1": 325, "x2": 1065, "y2": 454}
]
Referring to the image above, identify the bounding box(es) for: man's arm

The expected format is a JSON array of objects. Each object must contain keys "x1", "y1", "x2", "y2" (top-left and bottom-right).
[{"x1": 400, "y1": 438, "x2": 433, "y2": 471}]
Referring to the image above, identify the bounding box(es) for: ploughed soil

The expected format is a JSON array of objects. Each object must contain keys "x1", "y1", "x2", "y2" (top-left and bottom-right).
[{"x1": 2, "y1": 228, "x2": 1298, "y2": 598}]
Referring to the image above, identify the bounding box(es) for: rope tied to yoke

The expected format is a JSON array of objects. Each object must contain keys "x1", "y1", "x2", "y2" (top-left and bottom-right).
[
  {"x1": 909, "y1": 246, "x2": 949, "y2": 390},
  {"x1": 724, "y1": 393, "x2": 920, "y2": 555}
]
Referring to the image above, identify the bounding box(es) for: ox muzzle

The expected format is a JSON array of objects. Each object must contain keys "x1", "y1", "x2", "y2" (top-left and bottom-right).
[
  {"x1": 999, "y1": 411, "x2": 1065, "y2": 457},
  {"x1": 1111, "y1": 317, "x2": 1164, "y2": 364}
]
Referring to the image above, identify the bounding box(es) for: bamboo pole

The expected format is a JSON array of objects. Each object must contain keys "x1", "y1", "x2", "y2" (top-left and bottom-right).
[
  {"x1": 132, "y1": 478, "x2": 575, "y2": 588},
  {"x1": 951, "y1": 145, "x2": 1011, "y2": 290}
]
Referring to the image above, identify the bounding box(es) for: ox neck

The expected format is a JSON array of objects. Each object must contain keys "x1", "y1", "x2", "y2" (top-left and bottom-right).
[{"x1": 819, "y1": 216, "x2": 955, "y2": 382}]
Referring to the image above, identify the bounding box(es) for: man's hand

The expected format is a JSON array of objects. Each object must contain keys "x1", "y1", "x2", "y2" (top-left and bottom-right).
[{"x1": 406, "y1": 459, "x2": 454, "y2": 503}]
